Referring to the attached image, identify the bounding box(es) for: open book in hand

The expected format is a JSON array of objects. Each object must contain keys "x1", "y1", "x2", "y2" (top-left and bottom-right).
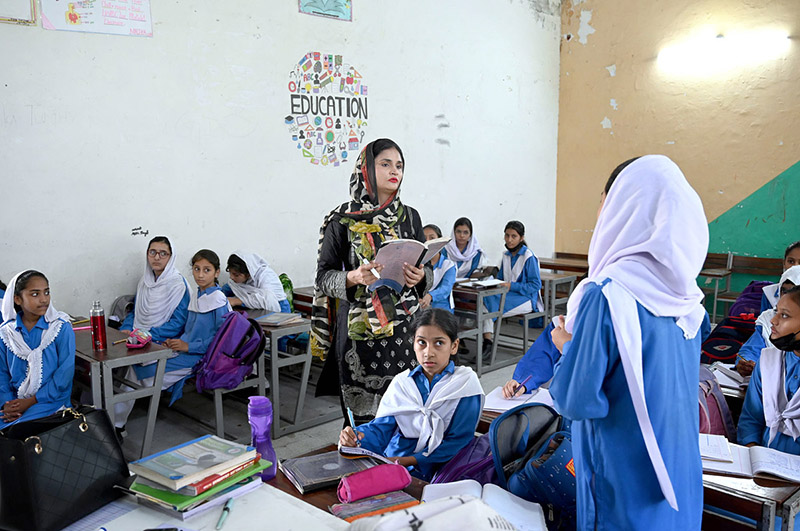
[
  {"x1": 701, "y1": 439, "x2": 800, "y2": 484},
  {"x1": 422, "y1": 480, "x2": 547, "y2": 531},
  {"x1": 368, "y1": 236, "x2": 451, "y2": 293},
  {"x1": 338, "y1": 443, "x2": 395, "y2": 465}
]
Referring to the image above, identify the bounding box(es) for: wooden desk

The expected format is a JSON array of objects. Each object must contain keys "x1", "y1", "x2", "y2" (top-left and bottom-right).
[
  {"x1": 540, "y1": 272, "x2": 577, "y2": 321},
  {"x1": 704, "y1": 473, "x2": 800, "y2": 530},
  {"x1": 74, "y1": 327, "x2": 172, "y2": 458},
  {"x1": 293, "y1": 285, "x2": 315, "y2": 317},
  {"x1": 700, "y1": 268, "x2": 733, "y2": 323},
  {"x1": 452, "y1": 283, "x2": 509, "y2": 377},
  {"x1": 538, "y1": 257, "x2": 589, "y2": 275},
  {"x1": 267, "y1": 444, "x2": 426, "y2": 513}
]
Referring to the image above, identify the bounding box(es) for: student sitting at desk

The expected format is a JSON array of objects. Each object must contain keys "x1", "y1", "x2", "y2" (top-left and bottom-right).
[
  {"x1": 738, "y1": 286, "x2": 800, "y2": 454},
  {"x1": 442, "y1": 217, "x2": 485, "y2": 280},
  {"x1": 339, "y1": 308, "x2": 484, "y2": 481},
  {"x1": 476, "y1": 221, "x2": 542, "y2": 362},
  {"x1": 737, "y1": 265, "x2": 800, "y2": 378},
  {"x1": 222, "y1": 251, "x2": 290, "y2": 313},
  {"x1": 0, "y1": 271, "x2": 75, "y2": 424},
  {"x1": 120, "y1": 236, "x2": 190, "y2": 345},
  {"x1": 759, "y1": 241, "x2": 800, "y2": 314},
  {"x1": 420, "y1": 224, "x2": 456, "y2": 313},
  {"x1": 114, "y1": 250, "x2": 232, "y2": 432}
]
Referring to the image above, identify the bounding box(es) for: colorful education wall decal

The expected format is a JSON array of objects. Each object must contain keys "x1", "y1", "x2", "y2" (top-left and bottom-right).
[
  {"x1": 299, "y1": 0, "x2": 352, "y2": 22},
  {"x1": 285, "y1": 52, "x2": 368, "y2": 167}
]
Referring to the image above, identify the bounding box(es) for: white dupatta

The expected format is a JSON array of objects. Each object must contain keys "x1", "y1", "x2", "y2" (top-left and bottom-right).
[
  {"x1": 444, "y1": 235, "x2": 484, "y2": 280},
  {"x1": 563, "y1": 155, "x2": 709, "y2": 511},
  {"x1": 228, "y1": 251, "x2": 285, "y2": 312},
  {"x1": 133, "y1": 244, "x2": 187, "y2": 331},
  {"x1": 760, "y1": 346, "x2": 800, "y2": 444},
  {"x1": 0, "y1": 272, "x2": 70, "y2": 399},
  {"x1": 754, "y1": 267, "x2": 800, "y2": 345},
  {"x1": 376, "y1": 366, "x2": 484, "y2": 456}
]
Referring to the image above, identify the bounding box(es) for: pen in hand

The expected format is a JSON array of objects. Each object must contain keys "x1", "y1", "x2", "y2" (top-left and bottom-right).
[
  {"x1": 346, "y1": 407, "x2": 361, "y2": 447},
  {"x1": 513, "y1": 375, "x2": 533, "y2": 398},
  {"x1": 362, "y1": 258, "x2": 381, "y2": 280}
]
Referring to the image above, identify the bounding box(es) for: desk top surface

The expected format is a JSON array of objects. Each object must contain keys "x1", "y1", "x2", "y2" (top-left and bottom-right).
[
  {"x1": 540, "y1": 271, "x2": 578, "y2": 281},
  {"x1": 703, "y1": 473, "x2": 800, "y2": 505},
  {"x1": 538, "y1": 257, "x2": 590, "y2": 272},
  {"x1": 74, "y1": 327, "x2": 171, "y2": 363},
  {"x1": 700, "y1": 268, "x2": 733, "y2": 278}
]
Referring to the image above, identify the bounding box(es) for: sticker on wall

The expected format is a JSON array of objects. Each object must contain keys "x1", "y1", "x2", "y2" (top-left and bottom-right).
[
  {"x1": 299, "y1": 0, "x2": 352, "y2": 22},
  {"x1": 286, "y1": 52, "x2": 368, "y2": 167}
]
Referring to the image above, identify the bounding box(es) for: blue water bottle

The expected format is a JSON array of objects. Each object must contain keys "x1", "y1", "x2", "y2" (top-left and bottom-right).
[{"x1": 247, "y1": 396, "x2": 277, "y2": 480}]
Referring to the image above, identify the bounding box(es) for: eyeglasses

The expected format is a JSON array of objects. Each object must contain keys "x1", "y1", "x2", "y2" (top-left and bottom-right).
[{"x1": 148, "y1": 250, "x2": 171, "y2": 258}]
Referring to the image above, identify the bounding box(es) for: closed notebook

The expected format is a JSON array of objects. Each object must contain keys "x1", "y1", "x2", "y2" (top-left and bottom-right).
[{"x1": 278, "y1": 450, "x2": 377, "y2": 494}]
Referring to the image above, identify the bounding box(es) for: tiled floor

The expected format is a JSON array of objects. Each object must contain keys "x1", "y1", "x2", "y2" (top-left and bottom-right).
[{"x1": 118, "y1": 325, "x2": 541, "y2": 462}]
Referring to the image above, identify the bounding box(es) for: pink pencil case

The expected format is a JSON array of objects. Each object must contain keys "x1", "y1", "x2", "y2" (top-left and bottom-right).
[{"x1": 337, "y1": 463, "x2": 412, "y2": 503}]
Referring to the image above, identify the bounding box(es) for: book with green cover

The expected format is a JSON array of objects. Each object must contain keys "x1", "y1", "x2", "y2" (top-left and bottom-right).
[{"x1": 130, "y1": 459, "x2": 269, "y2": 511}]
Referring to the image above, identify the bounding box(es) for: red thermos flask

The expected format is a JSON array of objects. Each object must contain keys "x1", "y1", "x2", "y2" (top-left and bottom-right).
[{"x1": 90, "y1": 301, "x2": 107, "y2": 351}]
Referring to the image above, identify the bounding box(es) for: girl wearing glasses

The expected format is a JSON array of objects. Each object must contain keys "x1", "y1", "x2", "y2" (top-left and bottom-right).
[{"x1": 120, "y1": 236, "x2": 190, "y2": 344}]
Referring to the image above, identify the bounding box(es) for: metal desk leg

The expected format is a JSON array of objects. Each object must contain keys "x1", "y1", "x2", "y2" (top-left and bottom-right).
[
  {"x1": 292, "y1": 343, "x2": 312, "y2": 424},
  {"x1": 141, "y1": 358, "x2": 167, "y2": 458},
  {"x1": 781, "y1": 488, "x2": 800, "y2": 531},
  {"x1": 101, "y1": 363, "x2": 116, "y2": 426},
  {"x1": 712, "y1": 278, "x2": 721, "y2": 324},
  {"x1": 257, "y1": 353, "x2": 267, "y2": 396},
  {"x1": 489, "y1": 291, "x2": 507, "y2": 366},
  {"x1": 475, "y1": 296, "x2": 484, "y2": 378},
  {"x1": 270, "y1": 331, "x2": 281, "y2": 438},
  {"x1": 90, "y1": 360, "x2": 102, "y2": 409}
]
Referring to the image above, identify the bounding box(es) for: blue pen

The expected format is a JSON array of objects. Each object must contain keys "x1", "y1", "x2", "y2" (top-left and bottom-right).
[
  {"x1": 216, "y1": 497, "x2": 234, "y2": 530},
  {"x1": 346, "y1": 407, "x2": 361, "y2": 446}
]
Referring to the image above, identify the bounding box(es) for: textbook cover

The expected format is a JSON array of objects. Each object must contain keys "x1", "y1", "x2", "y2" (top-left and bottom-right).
[{"x1": 278, "y1": 450, "x2": 376, "y2": 494}]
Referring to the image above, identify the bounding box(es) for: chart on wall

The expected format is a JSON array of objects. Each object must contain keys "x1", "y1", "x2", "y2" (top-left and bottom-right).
[
  {"x1": 285, "y1": 52, "x2": 368, "y2": 167},
  {"x1": 299, "y1": 0, "x2": 352, "y2": 22},
  {"x1": 40, "y1": 0, "x2": 152, "y2": 37}
]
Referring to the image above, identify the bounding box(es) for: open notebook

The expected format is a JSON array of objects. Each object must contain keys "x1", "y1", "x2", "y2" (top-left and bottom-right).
[{"x1": 701, "y1": 434, "x2": 800, "y2": 484}]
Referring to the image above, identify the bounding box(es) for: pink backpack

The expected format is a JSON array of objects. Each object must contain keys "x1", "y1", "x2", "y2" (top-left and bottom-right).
[{"x1": 699, "y1": 365, "x2": 737, "y2": 441}]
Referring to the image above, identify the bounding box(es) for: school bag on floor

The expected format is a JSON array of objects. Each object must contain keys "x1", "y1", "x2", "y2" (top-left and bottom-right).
[
  {"x1": 194, "y1": 310, "x2": 267, "y2": 393},
  {"x1": 488, "y1": 403, "x2": 576, "y2": 528},
  {"x1": 699, "y1": 365, "x2": 737, "y2": 441},
  {"x1": 700, "y1": 313, "x2": 757, "y2": 364}
]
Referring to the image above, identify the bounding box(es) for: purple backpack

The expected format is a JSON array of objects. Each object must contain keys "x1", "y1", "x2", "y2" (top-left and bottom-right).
[
  {"x1": 430, "y1": 433, "x2": 498, "y2": 485},
  {"x1": 194, "y1": 311, "x2": 267, "y2": 393},
  {"x1": 728, "y1": 280, "x2": 772, "y2": 318}
]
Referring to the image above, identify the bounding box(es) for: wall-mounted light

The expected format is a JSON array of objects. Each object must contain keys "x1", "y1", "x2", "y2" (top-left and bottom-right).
[{"x1": 657, "y1": 27, "x2": 791, "y2": 78}]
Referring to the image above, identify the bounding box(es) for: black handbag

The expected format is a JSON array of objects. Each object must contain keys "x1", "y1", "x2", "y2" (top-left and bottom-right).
[{"x1": 0, "y1": 406, "x2": 130, "y2": 531}]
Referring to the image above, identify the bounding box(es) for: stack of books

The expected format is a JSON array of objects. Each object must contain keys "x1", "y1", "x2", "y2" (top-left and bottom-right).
[{"x1": 122, "y1": 435, "x2": 269, "y2": 520}]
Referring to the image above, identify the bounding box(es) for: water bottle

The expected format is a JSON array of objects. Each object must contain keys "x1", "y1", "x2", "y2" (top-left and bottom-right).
[
  {"x1": 248, "y1": 396, "x2": 277, "y2": 480},
  {"x1": 90, "y1": 301, "x2": 108, "y2": 351}
]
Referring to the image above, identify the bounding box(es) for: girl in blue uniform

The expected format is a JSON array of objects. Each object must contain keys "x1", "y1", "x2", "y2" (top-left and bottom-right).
[
  {"x1": 480, "y1": 221, "x2": 542, "y2": 361},
  {"x1": 338, "y1": 308, "x2": 484, "y2": 480},
  {"x1": 120, "y1": 236, "x2": 189, "y2": 344},
  {"x1": 114, "y1": 249, "x2": 232, "y2": 430},
  {"x1": 738, "y1": 286, "x2": 800, "y2": 454},
  {"x1": 222, "y1": 251, "x2": 290, "y2": 313},
  {"x1": 0, "y1": 270, "x2": 75, "y2": 424},
  {"x1": 737, "y1": 266, "x2": 800, "y2": 377},
  {"x1": 549, "y1": 155, "x2": 706, "y2": 530},
  {"x1": 442, "y1": 217, "x2": 485, "y2": 280},
  {"x1": 421, "y1": 224, "x2": 456, "y2": 313}
]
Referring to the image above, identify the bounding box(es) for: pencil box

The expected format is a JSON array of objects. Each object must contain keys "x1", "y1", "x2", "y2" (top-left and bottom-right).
[
  {"x1": 126, "y1": 328, "x2": 152, "y2": 349},
  {"x1": 337, "y1": 463, "x2": 411, "y2": 503}
]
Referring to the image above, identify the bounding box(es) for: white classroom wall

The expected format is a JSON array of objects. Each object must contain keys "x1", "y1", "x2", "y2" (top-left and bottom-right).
[{"x1": 0, "y1": 0, "x2": 561, "y2": 315}]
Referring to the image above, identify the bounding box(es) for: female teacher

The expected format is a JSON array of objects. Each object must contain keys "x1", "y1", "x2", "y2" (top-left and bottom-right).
[{"x1": 312, "y1": 138, "x2": 431, "y2": 423}]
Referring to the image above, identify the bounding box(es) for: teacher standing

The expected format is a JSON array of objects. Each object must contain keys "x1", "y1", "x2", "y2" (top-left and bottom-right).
[{"x1": 312, "y1": 138, "x2": 432, "y2": 423}]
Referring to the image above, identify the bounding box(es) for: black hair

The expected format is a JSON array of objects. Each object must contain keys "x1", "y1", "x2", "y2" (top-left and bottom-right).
[
  {"x1": 411, "y1": 308, "x2": 460, "y2": 344},
  {"x1": 423, "y1": 224, "x2": 442, "y2": 238},
  {"x1": 783, "y1": 285, "x2": 800, "y2": 309},
  {"x1": 0, "y1": 279, "x2": 6, "y2": 292},
  {"x1": 453, "y1": 217, "x2": 473, "y2": 235},
  {"x1": 785, "y1": 241, "x2": 800, "y2": 260},
  {"x1": 148, "y1": 236, "x2": 172, "y2": 254},
  {"x1": 226, "y1": 254, "x2": 250, "y2": 278},
  {"x1": 504, "y1": 220, "x2": 527, "y2": 248},
  {"x1": 191, "y1": 249, "x2": 221, "y2": 285},
  {"x1": 13, "y1": 270, "x2": 49, "y2": 314},
  {"x1": 371, "y1": 138, "x2": 405, "y2": 168},
  {"x1": 780, "y1": 280, "x2": 797, "y2": 297},
  {"x1": 604, "y1": 157, "x2": 642, "y2": 195}
]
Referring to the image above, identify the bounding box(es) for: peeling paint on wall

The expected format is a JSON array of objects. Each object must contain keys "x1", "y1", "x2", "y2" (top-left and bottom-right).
[
  {"x1": 578, "y1": 10, "x2": 595, "y2": 44},
  {"x1": 610, "y1": 98, "x2": 618, "y2": 110},
  {"x1": 605, "y1": 64, "x2": 616, "y2": 77},
  {"x1": 522, "y1": 0, "x2": 561, "y2": 17},
  {"x1": 601, "y1": 117, "x2": 612, "y2": 129}
]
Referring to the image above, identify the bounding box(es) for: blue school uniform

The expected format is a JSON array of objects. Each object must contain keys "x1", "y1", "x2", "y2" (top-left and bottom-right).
[
  {"x1": 121, "y1": 280, "x2": 190, "y2": 342},
  {"x1": 512, "y1": 322, "x2": 561, "y2": 391},
  {"x1": 0, "y1": 314, "x2": 75, "y2": 423},
  {"x1": 355, "y1": 361, "x2": 482, "y2": 481},
  {"x1": 738, "y1": 351, "x2": 800, "y2": 454},
  {"x1": 133, "y1": 285, "x2": 229, "y2": 403},
  {"x1": 739, "y1": 326, "x2": 769, "y2": 363},
  {"x1": 550, "y1": 280, "x2": 702, "y2": 530},
  {"x1": 221, "y1": 284, "x2": 291, "y2": 313},
  {"x1": 484, "y1": 245, "x2": 541, "y2": 314},
  {"x1": 429, "y1": 254, "x2": 456, "y2": 313},
  {"x1": 441, "y1": 248, "x2": 483, "y2": 279}
]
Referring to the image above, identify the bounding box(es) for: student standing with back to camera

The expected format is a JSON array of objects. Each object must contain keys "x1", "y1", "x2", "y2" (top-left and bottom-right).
[
  {"x1": 312, "y1": 138, "x2": 431, "y2": 424},
  {"x1": 549, "y1": 156, "x2": 706, "y2": 529}
]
